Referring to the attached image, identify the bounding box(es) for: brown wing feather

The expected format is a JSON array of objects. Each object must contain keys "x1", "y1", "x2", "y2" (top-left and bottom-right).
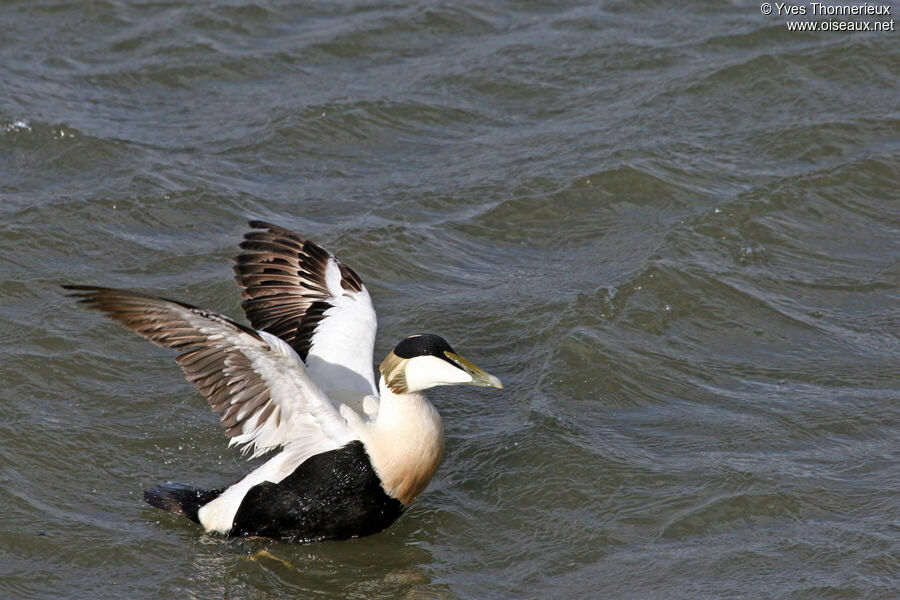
[
  {"x1": 63, "y1": 285, "x2": 278, "y2": 441},
  {"x1": 233, "y1": 220, "x2": 364, "y2": 360}
]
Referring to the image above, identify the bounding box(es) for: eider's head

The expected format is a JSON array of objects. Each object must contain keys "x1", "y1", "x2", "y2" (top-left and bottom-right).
[{"x1": 379, "y1": 333, "x2": 503, "y2": 394}]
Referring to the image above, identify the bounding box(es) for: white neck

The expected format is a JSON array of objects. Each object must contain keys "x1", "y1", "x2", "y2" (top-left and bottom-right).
[{"x1": 358, "y1": 376, "x2": 444, "y2": 506}]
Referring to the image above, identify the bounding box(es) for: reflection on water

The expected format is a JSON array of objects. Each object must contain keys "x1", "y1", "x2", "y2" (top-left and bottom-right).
[{"x1": 179, "y1": 532, "x2": 451, "y2": 599}]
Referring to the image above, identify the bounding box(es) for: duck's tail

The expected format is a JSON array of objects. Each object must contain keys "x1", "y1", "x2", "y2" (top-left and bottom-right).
[{"x1": 144, "y1": 483, "x2": 224, "y2": 524}]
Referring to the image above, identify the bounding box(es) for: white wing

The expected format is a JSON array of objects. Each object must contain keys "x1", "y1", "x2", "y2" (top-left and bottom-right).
[
  {"x1": 233, "y1": 220, "x2": 378, "y2": 397},
  {"x1": 65, "y1": 286, "x2": 356, "y2": 459}
]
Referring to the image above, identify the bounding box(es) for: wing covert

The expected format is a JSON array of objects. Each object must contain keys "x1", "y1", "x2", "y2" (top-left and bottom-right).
[{"x1": 233, "y1": 221, "x2": 378, "y2": 397}]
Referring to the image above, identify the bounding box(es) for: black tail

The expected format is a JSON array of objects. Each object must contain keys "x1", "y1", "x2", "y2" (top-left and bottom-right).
[{"x1": 144, "y1": 483, "x2": 224, "y2": 524}]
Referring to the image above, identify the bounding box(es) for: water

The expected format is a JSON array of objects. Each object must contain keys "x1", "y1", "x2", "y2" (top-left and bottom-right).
[{"x1": 1, "y1": 1, "x2": 898, "y2": 598}]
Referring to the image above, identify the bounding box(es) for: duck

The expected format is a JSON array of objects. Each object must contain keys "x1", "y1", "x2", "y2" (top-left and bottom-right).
[{"x1": 64, "y1": 220, "x2": 502, "y2": 542}]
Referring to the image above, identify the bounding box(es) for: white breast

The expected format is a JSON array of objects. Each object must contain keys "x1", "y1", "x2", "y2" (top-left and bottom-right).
[{"x1": 354, "y1": 381, "x2": 445, "y2": 506}]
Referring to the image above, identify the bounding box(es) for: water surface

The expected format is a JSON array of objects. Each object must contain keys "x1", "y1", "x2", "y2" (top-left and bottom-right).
[{"x1": 1, "y1": 1, "x2": 898, "y2": 598}]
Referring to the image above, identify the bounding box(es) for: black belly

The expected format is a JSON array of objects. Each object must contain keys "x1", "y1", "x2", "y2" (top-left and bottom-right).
[{"x1": 230, "y1": 440, "x2": 406, "y2": 542}]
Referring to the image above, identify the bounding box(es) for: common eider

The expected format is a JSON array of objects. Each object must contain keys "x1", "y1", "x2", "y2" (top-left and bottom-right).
[{"x1": 64, "y1": 220, "x2": 502, "y2": 542}]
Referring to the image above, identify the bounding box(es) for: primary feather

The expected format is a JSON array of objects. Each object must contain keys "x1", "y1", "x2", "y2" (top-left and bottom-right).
[{"x1": 63, "y1": 286, "x2": 355, "y2": 460}]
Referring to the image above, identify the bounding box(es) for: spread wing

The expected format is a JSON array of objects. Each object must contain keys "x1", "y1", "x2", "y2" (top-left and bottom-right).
[
  {"x1": 233, "y1": 220, "x2": 378, "y2": 397},
  {"x1": 64, "y1": 285, "x2": 356, "y2": 459}
]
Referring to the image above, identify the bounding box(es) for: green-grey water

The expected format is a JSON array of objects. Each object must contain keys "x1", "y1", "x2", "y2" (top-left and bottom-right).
[{"x1": 2, "y1": 1, "x2": 898, "y2": 598}]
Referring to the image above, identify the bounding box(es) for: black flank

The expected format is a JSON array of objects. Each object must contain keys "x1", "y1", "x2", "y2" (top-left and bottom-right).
[{"x1": 230, "y1": 440, "x2": 405, "y2": 542}]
